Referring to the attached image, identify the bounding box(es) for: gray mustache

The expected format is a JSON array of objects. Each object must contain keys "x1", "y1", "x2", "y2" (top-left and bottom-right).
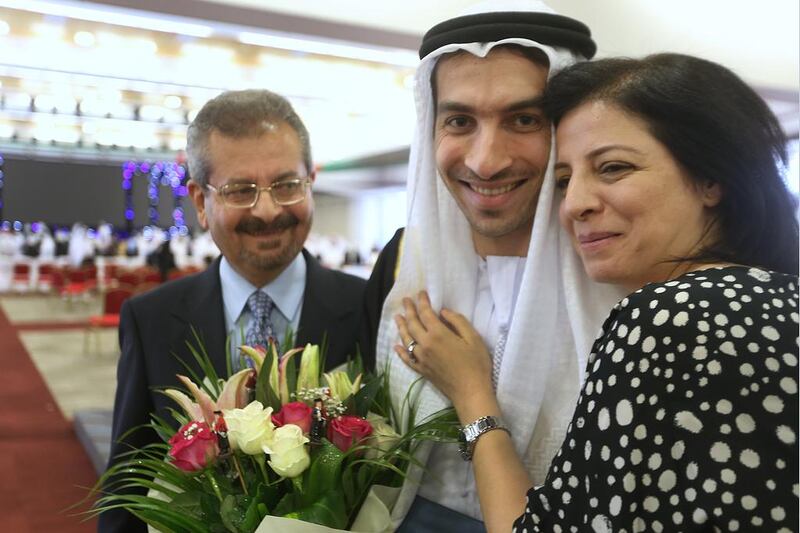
[{"x1": 235, "y1": 214, "x2": 298, "y2": 234}]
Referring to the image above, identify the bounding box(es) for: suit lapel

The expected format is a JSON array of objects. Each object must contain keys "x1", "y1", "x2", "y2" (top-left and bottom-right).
[
  {"x1": 171, "y1": 258, "x2": 228, "y2": 378},
  {"x1": 171, "y1": 253, "x2": 347, "y2": 375},
  {"x1": 297, "y1": 250, "x2": 341, "y2": 350}
]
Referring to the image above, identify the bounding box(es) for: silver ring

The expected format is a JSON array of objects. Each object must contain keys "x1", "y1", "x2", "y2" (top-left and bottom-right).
[{"x1": 406, "y1": 340, "x2": 418, "y2": 363}]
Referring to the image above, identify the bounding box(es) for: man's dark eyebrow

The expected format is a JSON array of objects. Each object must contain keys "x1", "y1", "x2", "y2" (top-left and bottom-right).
[
  {"x1": 436, "y1": 101, "x2": 473, "y2": 115},
  {"x1": 436, "y1": 97, "x2": 545, "y2": 116},
  {"x1": 507, "y1": 97, "x2": 545, "y2": 112}
]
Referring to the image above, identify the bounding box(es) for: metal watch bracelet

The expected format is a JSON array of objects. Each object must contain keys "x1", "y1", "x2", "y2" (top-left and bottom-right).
[{"x1": 458, "y1": 415, "x2": 510, "y2": 461}]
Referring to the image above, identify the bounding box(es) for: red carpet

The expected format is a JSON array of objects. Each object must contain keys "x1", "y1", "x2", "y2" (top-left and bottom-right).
[{"x1": 0, "y1": 306, "x2": 99, "y2": 532}]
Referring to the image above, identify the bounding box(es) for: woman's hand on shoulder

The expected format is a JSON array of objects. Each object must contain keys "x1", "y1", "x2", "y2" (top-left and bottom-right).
[{"x1": 393, "y1": 291, "x2": 494, "y2": 411}]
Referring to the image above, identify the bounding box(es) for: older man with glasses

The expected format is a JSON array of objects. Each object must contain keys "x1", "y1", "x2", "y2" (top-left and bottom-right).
[{"x1": 98, "y1": 89, "x2": 366, "y2": 533}]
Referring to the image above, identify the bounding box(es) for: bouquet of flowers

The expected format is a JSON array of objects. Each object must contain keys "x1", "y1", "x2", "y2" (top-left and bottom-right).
[{"x1": 90, "y1": 337, "x2": 458, "y2": 532}]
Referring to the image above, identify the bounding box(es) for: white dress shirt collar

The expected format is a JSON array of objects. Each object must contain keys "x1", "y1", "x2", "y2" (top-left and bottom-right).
[{"x1": 219, "y1": 253, "x2": 307, "y2": 331}]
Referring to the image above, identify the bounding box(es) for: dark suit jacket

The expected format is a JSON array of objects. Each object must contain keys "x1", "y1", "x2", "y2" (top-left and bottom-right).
[
  {"x1": 360, "y1": 227, "x2": 404, "y2": 369},
  {"x1": 98, "y1": 251, "x2": 365, "y2": 533}
]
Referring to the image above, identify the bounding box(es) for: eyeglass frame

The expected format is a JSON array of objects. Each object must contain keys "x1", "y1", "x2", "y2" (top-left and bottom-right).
[{"x1": 205, "y1": 177, "x2": 312, "y2": 208}]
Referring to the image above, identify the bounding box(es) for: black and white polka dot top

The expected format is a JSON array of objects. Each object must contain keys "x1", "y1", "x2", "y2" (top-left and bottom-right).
[{"x1": 513, "y1": 266, "x2": 798, "y2": 532}]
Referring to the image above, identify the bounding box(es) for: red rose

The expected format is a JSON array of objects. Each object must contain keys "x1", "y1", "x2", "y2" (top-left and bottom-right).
[
  {"x1": 328, "y1": 415, "x2": 373, "y2": 452},
  {"x1": 168, "y1": 421, "x2": 219, "y2": 472},
  {"x1": 272, "y1": 402, "x2": 313, "y2": 434}
]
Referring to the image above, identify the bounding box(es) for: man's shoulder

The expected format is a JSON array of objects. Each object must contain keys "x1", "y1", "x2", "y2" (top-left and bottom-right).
[
  {"x1": 126, "y1": 266, "x2": 214, "y2": 310},
  {"x1": 318, "y1": 265, "x2": 367, "y2": 287},
  {"x1": 304, "y1": 251, "x2": 366, "y2": 290}
]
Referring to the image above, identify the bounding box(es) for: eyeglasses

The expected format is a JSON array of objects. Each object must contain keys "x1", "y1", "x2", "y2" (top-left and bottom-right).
[{"x1": 205, "y1": 178, "x2": 311, "y2": 208}]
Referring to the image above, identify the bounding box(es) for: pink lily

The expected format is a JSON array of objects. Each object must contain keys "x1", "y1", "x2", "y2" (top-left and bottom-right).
[
  {"x1": 239, "y1": 345, "x2": 266, "y2": 372},
  {"x1": 278, "y1": 346, "x2": 305, "y2": 404},
  {"x1": 163, "y1": 369, "x2": 253, "y2": 426},
  {"x1": 240, "y1": 341, "x2": 280, "y2": 397}
]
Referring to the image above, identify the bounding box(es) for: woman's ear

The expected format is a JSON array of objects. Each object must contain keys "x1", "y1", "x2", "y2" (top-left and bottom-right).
[{"x1": 700, "y1": 180, "x2": 722, "y2": 208}]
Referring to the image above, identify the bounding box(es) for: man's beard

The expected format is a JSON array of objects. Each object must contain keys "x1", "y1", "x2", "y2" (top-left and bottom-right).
[{"x1": 236, "y1": 213, "x2": 308, "y2": 272}]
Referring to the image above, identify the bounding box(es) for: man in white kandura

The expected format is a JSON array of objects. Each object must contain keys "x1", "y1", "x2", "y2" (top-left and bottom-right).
[{"x1": 368, "y1": 1, "x2": 626, "y2": 531}]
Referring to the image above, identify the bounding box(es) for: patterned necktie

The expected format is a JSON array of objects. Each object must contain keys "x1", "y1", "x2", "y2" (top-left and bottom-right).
[
  {"x1": 492, "y1": 325, "x2": 508, "y2": 388},
  {"x1": 245, "y1": 290, "x2": 275, "y2": 350}
]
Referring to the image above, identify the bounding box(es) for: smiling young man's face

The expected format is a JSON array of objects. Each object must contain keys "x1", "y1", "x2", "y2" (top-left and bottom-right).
[{"x1": 434, "y1": 46, "x2": 551, "y2": 257}]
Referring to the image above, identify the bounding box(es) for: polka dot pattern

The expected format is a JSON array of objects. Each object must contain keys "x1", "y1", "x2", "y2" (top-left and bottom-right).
[{"x1": 513, "y1": 267, "x2": 798, "y2": 532}]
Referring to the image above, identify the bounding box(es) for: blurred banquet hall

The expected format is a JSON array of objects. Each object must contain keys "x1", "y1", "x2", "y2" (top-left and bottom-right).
[{"x1": 0, "y1": 1, "x2": 795, "y2": 531}]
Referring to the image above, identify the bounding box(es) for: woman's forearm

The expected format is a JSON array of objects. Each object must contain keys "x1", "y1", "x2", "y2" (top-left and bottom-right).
[{"x1": 455, "y1": 390, "x2": 532, "y2": 533}]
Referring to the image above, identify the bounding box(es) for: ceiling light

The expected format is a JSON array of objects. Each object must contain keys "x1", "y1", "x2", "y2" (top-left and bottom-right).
[
  {"x1": 5, "y1": 92, "x2": 31, "y2": 111},
  {"x1": 0, "y1": 0, "x2": 214, "y2": 38},
  {"x1": 81, "y1": 121, "x2": 97, "y2": 135},
  {"x1": 32, "y1": 22, "x2": 64, "y2": 39},
  {"x1": 181, "y1": 43, "x2": 235, "y2": 61},
  {"x1": 163, "y1": 95, "x2": 182, "y2": 110},
  {"x1": 238, "y1": 31, "x2": 418, "y2": 67},
  {"x1": 0, "y1": 19, "x2": 9, "y2": 36},
  {"x1": 73, "y1": 30, "x2": 95, "y2": 47},
  {"x1": 139, "y1": 104, "x2": 165, "y2": 122},
  {"x1": 34, "y1": 94, "x2": 77, "y2": 113},
  {"x1": 168, "y1": 137, "x2": 186, "y2": 151}
]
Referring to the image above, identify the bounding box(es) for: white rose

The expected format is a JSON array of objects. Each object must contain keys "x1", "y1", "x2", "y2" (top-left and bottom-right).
[
  {"x1": 222, "y1": 401, "x2": 274, "y2": 455},
  {"x1": 365, "y1": 412, "x2": 400, "y2": 460},
  {"x1": 263, "y1": 424, "x2": 311, "y2": 478}
]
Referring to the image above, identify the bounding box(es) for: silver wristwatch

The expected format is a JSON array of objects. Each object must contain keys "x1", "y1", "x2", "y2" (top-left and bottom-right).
[{"x1": 458, "y1": 415, "x2": 510, "y2": 461}]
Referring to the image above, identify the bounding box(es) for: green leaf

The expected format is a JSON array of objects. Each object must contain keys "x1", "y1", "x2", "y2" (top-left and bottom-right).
[
  {"x1": 151, "y1": 411, "x2": 185, "y2": 442},
  {"x1": 181, "y1": 327, "x2": 223, "y2": 397},
  {"x1": 239, "y1": 493, "x2": 264, "y2": 532},
  {"x1": 295, "y1": 490, "x2": 348, "y2": 529},
  {"x1": 341, "y1": 466, "x2": 356, "y2": 510},
  {"x1": 100, "y1": 494, "x2": 209, "y2": 532},
  {"x1": 317, "y1": 331, "x2": 329, "y2": 374},
  {"x1": 254, "y1": 348, "x2": 281, "y2": 411},
  {"x1": 284, "y1": 351, "x2": 297, "y2": 400},
  {"x1": 273, "y1": 490, "x2": 302, "y2": 518},
  {"x1": 169, "y1": 490, "x2": 205, "y2": 520},
  {"x1": 280, "y1": 325, "x2": 296, "y2": 355},
  {"x1": 345, "y1": 344, "x2": 363, "y2": 381},
  {"x1": 220, "y1": 494, "x2": 253, "y2": 533},
  {"x1": 346, "y1": 376, "x2": 382, "y2": 418},
  {"x1": 200, "y1": 492, "x2": 224, "y2": 524},
  {"x1": 304, "y1": 440, "x2": 345, "y2": 504}
]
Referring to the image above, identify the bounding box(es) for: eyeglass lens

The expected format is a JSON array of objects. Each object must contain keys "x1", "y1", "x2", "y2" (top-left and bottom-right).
[{"x1": 220, "y1": 180, "x2": 306, "y2": 207}]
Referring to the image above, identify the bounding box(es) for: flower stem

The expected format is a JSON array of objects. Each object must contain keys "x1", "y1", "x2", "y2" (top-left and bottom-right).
[
  {"x1": 253, "y1": 454, "x2": 270, "y2": 485},
  {"x1": 205, "y1": 470, "x2": 224, "y2": 503},
  {"x1": 231, "y1": 454, "x2": 249, "y2": 496},
  {"x1": 291, "y1": 476, "x2": 304, "y2": 495}
]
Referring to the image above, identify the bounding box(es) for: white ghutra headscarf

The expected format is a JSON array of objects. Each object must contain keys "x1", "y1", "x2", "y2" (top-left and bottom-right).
[{"x1": 375, "y1": 0, "x2": 627, "y2": 523}]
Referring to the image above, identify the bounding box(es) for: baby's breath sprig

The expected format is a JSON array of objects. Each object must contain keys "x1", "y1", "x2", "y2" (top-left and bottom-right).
[{"x1": 293, "y1": 387, "x2": 347, "y2": 417}]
